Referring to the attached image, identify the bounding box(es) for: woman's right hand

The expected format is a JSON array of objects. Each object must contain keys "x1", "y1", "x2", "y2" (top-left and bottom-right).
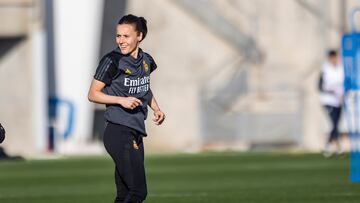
[{"x1": 118, "y1": 97, "x2": 143, "y2": 110}]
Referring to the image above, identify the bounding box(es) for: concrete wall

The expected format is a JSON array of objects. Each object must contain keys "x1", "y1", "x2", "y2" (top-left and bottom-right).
[
  {"x1": 125, "y1": 0, "x2": 357, "y2": 152},
  {"x1": 1, "y1": 0, "x2": 359, "y2": 156},
  {"x1": 0, "y1": 0, "x2": 47, "y2": 156}
]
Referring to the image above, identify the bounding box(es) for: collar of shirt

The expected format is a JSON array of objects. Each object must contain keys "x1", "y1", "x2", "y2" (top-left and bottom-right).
[{"x1": 114, "y1": 47, "x2": 144, "y2": 68}]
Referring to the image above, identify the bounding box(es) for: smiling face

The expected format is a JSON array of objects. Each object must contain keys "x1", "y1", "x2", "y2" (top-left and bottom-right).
[{"x1": 116, "y1": 24, "x2": 143, "y2": 58}]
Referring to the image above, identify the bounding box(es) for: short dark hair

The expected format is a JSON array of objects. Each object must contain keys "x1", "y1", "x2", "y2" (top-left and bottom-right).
[
  {"x1": 327, "y1": 49, "x2": 338, "y2": 58},
  {"x1": 118, "y1": 14, "x2": 148, "y2": 42}
]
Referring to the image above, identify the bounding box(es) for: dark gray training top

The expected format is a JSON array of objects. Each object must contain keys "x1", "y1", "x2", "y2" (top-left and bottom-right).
[{"x1": 94, "y1": 47, "x2": 157, "y2": 135}]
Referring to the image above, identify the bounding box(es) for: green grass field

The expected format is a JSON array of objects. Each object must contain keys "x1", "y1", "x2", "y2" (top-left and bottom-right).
[{"x1": 0, "y1": 152, "x2": 360, "y2": 203}]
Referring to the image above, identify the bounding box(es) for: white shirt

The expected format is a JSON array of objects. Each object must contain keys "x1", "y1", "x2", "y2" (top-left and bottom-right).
[{"x1": 319, "y1": 62, "x2": 344, "y2": 107}]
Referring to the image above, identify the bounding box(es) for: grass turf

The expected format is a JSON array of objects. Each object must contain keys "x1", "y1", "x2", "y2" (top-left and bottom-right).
[{"x1": 0, "y1": 152, "x2": 359, "y2": 203}]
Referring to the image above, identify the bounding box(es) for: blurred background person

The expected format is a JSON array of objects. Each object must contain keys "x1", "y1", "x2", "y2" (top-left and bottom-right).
[{"x1": 318, "y1": 50, "x2": 344, "y2": 157}]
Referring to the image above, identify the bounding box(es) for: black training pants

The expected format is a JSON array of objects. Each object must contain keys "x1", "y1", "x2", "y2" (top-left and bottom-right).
[
  {"x1": 103, "y1": 122, "x2": 147, "y2": 203},
  {"x1": 324, "y1": 105, "x2": 342, "y2": 143}
]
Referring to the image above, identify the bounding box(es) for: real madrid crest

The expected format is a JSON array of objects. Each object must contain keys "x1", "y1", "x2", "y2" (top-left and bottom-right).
[
  {"x1": 143, "y1": 60, "x2": 149, "y2": 72},
  {"x1": 133, "y1": 140, "x2": 139, "y2": 150}
]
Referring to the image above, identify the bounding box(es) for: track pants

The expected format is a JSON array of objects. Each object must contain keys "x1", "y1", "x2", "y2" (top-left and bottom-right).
[
  {"x1": 103, "y1": 122, "x2": 147, "y2": 203},
  {"x1": 324, "y1": 105, "x2": 342, "y2": 143}
]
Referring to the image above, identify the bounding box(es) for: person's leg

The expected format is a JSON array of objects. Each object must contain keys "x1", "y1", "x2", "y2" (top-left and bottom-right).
[
  {"x1": 114, "y1": 166, "x2": 129, "y2": 202},
  {"x1": 323, "y1": 105, "x2": 335, "y2": 156},
  {"x1": 103, "y1": 123, "x2": 147, "y2": 203},
  {"x1": 122, "y1": 133, "x2": 147, "y2": 203},
  {"x1": 103, "y1": 122, "x2": 132, "y2": 202},
  {"x1": 329, "y1": 106, "x2": 341, "y2": 142},
  {"x1": 323, "y1": 105, "x2": 343, "y2": 157},
  {"x1": 332, "y1": 107, "x2": 343, "y2": 154}
]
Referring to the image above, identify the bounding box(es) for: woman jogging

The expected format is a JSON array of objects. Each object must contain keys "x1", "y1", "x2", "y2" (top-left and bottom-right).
[{"x1": 88, "y1": 14, "x2": 165, "y2": 203}]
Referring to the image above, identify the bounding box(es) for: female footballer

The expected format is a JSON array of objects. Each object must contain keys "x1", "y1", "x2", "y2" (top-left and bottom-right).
[{"x1": 88, "y1": 14, "x2": 165, "y2": 203}]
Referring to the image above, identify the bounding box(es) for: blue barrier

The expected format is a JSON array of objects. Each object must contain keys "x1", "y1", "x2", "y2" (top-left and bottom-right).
[
  {"x1": 341, "y1": 8, "x2": 360, "y2": 182},
  {"x1": 48, "y1": 96, "x2": 75, "y2": 151}
]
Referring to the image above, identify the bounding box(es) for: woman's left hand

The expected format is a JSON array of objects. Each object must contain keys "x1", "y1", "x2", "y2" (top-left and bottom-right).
[{"x1": 153, "y1": 110, "x2": 165, "y2": 125}]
